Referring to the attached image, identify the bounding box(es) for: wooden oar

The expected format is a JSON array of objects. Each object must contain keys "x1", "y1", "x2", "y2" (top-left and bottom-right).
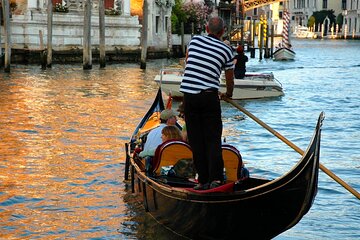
[{"x1": 225, "y1": 98, "x2": 360, "y2": 200}]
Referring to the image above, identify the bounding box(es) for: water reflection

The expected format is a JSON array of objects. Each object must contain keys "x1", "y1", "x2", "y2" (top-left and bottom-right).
[
  {"x1": 1, "y1": 39, "x2": 360, "y2": 239},
  {"x1": 121, "y1": 188, "x2": 188, "y2": 240},
  {"x1": 0, "y1": 61, "x2": 175, "y2": 239}
]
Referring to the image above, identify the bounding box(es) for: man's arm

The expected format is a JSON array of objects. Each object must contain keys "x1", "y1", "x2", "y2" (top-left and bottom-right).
[{"x1": 222, "y1": 69, "x2": 234, "y2": 99}]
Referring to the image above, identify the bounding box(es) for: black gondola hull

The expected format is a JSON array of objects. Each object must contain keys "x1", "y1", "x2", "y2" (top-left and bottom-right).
[{"x1": 126, "y1": 88, "x2": 323, "y2": 239}]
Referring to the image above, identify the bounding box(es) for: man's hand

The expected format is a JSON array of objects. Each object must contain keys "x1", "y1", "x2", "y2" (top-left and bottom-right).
[{"x1": 219, "y1": 92, "x2": 232, "y2": 100}]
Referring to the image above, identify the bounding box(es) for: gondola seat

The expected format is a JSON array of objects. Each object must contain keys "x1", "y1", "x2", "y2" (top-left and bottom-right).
[
  {"x1": 152, "y1": 140, "x2": 193, "y2": 175},
  {"x1": 152, "y1": 141, "x2": 244, "y2": 182},
  {"x1": 222, "y1": 144, "x2": 244, "y2": 182}
]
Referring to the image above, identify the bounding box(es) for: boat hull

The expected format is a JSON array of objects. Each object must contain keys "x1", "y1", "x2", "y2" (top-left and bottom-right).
[
  {"x1": 129, "y1": 115, "x2": 321, "y2": 239},
  {"x1": 125, "y1": 88, "x2": 323, "y2": 239},
  {"x1": 293, "y1": 26, "x2": 318, "y2": 39},
  {"x1": 132, "y1": 160, "x2": 318, "y2": 239},
  {"x1": 273, "y1": 47, "x2": 296, "y2": 61}
]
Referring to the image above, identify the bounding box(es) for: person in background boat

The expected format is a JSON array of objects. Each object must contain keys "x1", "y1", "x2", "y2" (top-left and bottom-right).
[
  {"x1": 177, "y1": 103, "x2": 188, "y2": 142},
  {"x1": 234, "y1": 45, "x2": 248, "y2": 79},
  {"x1": 180, "y1": 16, "x2": 235, "y2": 190},
  {"x1": 139, "y1": 109, "x2": 177, "y2": 158}
]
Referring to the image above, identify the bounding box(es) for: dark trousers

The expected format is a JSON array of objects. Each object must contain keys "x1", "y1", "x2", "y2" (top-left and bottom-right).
[
  {"x1": 234, "y1": 69, "x2": 246, "y2": 79},
  {"x1": 183, "y1": 91, "x2": 224, "y2": 184}
]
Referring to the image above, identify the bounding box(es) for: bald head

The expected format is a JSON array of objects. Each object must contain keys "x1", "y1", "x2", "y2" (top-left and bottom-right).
[{"x1": 207, "y1": 16, "x2": 225, "y2": 36}]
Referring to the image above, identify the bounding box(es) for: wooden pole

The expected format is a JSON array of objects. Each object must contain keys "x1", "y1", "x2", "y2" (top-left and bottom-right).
[
  {"x1": 259, "y1": 24, "x2": 263, "y2": 60},
  {"x1": 46, "y1": 0, "x2": 53, "y2": 68},
  {"x1": 39, "y1": 30, "x2": 46, "y2": 69},
  {"x1": 270, "y1": 24, "x2": 274, "y2": 57},
  {"x1": 249, "y1": 20, "x2": 255, "y2": 58},
  {"x1": 180, "y1": 22, "x2": 185, "y2": 57},
  {"x1": 264, "y1": 23, "x2": 270, "y2": 58},
  {"x1": 99, "y1": 0, "x2": 106, "y2": 68},
  {"x1": 166, "y1": 17, "x2": 171, "y2": 59},
  {"x1": 83, "y1": 0, "x2": 92, "y2": 70},
  {"x1": 140, "y1": 0, "x2": 148, "y2": 69},
  {"x1": 240, "y1": 0, "x2": 244, "y2": 46},
  {"x1": 0, "y1": 5, "x2": 2, "y2": 67},
  {"x1": 2, "y1": 0, "x2": 11, "y2": 72},
  {"x1": 252, "y1": 19, "x2": 256, "y2": 48},
  {"x1": 225, "y1": 98, "x2": 360, "y2": 200}
]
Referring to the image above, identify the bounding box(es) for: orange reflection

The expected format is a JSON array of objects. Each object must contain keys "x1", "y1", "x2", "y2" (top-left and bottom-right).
[{"x1": 0, "y1": 65, "x2": 161, "y2": 238}]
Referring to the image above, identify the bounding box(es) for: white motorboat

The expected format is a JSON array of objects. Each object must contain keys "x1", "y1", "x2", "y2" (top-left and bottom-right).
[
  {"x1": 154, "y1": 68, "x2": 284, "y2": 100},
  {"x1": 293, "y1": 26, "x2": 317, "y2": 39}
]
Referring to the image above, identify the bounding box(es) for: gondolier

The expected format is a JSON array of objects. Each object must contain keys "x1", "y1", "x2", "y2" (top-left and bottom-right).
[{"x1": 180, "y1": 16, "x2": 235, "y2": 190}]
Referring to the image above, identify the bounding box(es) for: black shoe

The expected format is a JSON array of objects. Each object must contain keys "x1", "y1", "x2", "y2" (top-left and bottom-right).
[
  {"x1": 209, "y1": 180, "x2": 222, "y2": 189},
  {"x1": 193, "y1": 182, "x2": 210, "y2": 190}
]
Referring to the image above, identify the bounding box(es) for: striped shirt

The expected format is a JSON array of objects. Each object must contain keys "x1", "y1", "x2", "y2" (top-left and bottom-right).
[{"x1": 180, "y1": 35, "x2": 234, "y2": 94}]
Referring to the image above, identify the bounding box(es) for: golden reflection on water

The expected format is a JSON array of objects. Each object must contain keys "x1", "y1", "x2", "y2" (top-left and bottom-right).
[{"x1": 0, "y1": 63, "x2": 169, "y2": 238}]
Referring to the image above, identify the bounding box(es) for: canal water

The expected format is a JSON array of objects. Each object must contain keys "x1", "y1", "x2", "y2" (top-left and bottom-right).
[{"x1": 0, "y1": 39, "x2": 359, "y2": 239}]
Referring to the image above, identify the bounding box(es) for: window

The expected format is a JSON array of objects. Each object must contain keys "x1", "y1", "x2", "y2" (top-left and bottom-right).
[
  {"x1": 355, "y1": 17, "x2": 357, "y2": 32},
  {"x1": 165, "y1": 16, "x2": 169, "y2": 32},
  {"x1": 296, "y1": 0, "x2": 305, "y2": 8},
  {"x1": 341, "y1": 0, "x2": 346, "y2": 9},
  {"x1": 104, "y1": 0, "x2": 114, "y2": 9},
  {"x1": 322, "y1": 0, "x2": 327, "y2": 9},
  {"x1": 156, "y1": 16, "x2": 160, "y2": 33}
]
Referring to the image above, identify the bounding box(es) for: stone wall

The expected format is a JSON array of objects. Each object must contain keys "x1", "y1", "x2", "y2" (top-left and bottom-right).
[{"x1": 2, "y1": 9, "x2": 141, "y2": 52}]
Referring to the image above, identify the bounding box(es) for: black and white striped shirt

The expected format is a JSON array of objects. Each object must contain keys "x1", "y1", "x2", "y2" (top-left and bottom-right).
[{"x1": 180, "y1": 35, "x2": 234, "y2": 94}]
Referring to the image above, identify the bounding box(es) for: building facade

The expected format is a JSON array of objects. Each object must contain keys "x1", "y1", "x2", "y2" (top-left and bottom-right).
[
  {"x1": 145, "y1": 0, "x2": 174, "y2": 51},
  {"x1": 1, "y1": 0, "x2": 141, "y2": 52},
  {"x1": 1, "y1": 0, "x2": 178, "y2": 57},
  {"x1": 343, "y1": 0, "x2": 360, "y2": 37}
]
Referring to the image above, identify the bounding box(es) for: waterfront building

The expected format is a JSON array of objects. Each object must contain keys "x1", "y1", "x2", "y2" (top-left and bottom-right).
[
  {"x1": 343, "y1": 0, "x2": 360, "y2": 38},
  {"x1": 1, "y1": 0, "x2": 140, "y2": 51},
  {"x1": 0, "y1": 0, "x2": 174, "y2": 59},
  {"x1": 216, "y1": 0, "x2": 359, "y2": 39},
  {"x1": 289, "y1": 0, "x2": 343, "y2": 28},
  {"x1": 141, "y1": 0, "x2": 175, "y2": 53}
]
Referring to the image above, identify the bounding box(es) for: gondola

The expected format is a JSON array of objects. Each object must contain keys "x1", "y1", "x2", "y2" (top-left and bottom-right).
[
  {"x1": 273, "y1": 9, "x2": 296, "y2": 61},
  {"x1": 124, "y1": 88, "x2": 324, "y2": 239},
  {"x1": 273, "y1": 47, "x2": 296, "y2": 61}
]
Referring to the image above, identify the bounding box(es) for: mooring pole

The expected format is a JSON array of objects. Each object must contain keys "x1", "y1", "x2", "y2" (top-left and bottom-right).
[
  {"x1": 270, "y1": 24, "x2": 274, "y2": 57},
  {"x1": 259, "y1": 23, "x2": 263, "y2": 60},
  {"x1": 46, "y1": 0, "x2": 53, "y2": 68},
  {"x1": 180, "y1": 22, "x2": 185, "y2": 57},
  {"x1": 0, "y1": 5, "x2": 2, "y2": 67},
  {"x1": 99, "y1": 0, "x2": 106, "y2": 68},
  {"x1": 140, "y1": 0, "x2": 148, "y2": 69},
  {"x1": 83, "y1": 0, "x2": 92, "y2": 70},
  {"x1": 39, "y1": 30, "x2": 47, "y2": 69},
  {"x1": 2, "y1": 0, "x2": 11, "y2": 72}
]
